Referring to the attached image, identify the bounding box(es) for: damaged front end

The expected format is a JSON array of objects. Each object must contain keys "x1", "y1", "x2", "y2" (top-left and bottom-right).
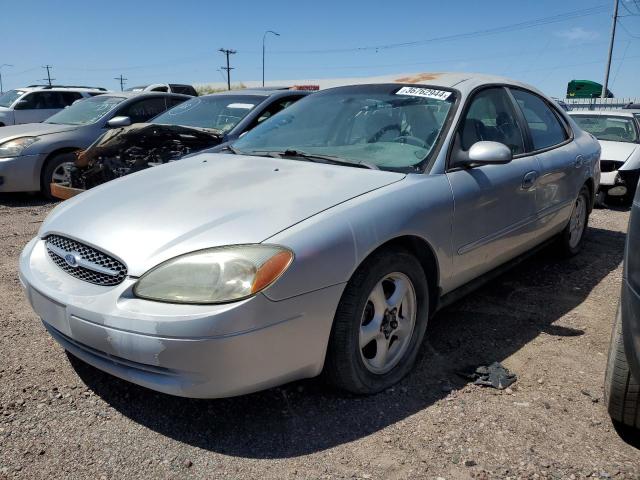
[{"x1": 52, "y1": 124, "x2": 222, "y2": 199}]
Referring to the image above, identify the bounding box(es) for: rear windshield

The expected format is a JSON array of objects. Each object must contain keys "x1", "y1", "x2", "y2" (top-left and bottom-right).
[
  {"x1": 572, "y1": 115, "x2": 638, "y2": 143},
  {"x1": 45, "y1": 95, "x2": 125, "y2": 126},
  {"x1": 152, "y1": 95, "x2": 264, "y2": 131},
  {"x1": 0, "y1": 90, "x2": 25, "y2": 108}
]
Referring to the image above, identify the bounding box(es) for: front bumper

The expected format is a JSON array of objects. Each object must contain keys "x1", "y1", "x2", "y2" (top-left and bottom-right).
[
  {"x1": 621, "y1": 278, "x2": 640, "y2": 381},
  {"x1": 599, "y1": 167, "x2": 640, "y2": 198},
  {"x1": 19, "y1": 237, "x2": 344, "y2": 398},
  {"x1": 0, "y1": 153, "x2": 45, "y2": 192}
]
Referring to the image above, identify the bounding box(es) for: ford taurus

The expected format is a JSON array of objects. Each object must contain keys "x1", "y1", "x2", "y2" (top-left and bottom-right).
[{"x1": 19, "y1": 73, "x2": 600, "y2": 398}]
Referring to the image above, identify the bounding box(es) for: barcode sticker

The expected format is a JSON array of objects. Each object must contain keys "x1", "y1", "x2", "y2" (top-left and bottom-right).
[{"x1": 396, "y1": 86, "x2": 451, "y2": 100}]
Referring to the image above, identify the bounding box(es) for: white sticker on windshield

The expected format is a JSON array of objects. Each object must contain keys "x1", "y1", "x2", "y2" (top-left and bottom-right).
[
  {"x1": 396, "y1": 86, "x2": 451, "y2": 100},
  {"x1": 227, "y1": 103, "x2": 255, "y2": 109}
]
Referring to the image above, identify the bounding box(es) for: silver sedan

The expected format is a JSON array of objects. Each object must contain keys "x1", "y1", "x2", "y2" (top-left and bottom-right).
[{"x1": 19, "y1": 73, "x2": 600, "y2": 398}]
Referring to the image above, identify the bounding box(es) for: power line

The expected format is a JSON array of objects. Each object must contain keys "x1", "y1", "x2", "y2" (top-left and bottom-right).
[
  {"x1": 611, "y1": 40, "x2": 631, "y2": 86},
  {"x1": 114, "y1": 74, "x2": 127, "y2": 91},
  {"x1": 260, "y1": 40, "x2": 608, "y2": 73},
  {"x1": 261, "y1": 5, "x2": 609, "y2": 55},
  {"x1": 219, "y1": 48, "x2": 236, "y2": 90},
  {"x1": 618, "y1": 19, "x2": 640, "y2": 38},
  {"x1": 4, "y1": 5, "x2": 612, "y2": 77},
  {"x1": 621, "y1": 0, "x2": 640, "y2": 15}
]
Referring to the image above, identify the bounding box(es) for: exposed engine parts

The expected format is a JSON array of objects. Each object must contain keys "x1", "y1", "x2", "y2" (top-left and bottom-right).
[{"x1": 70, "y1": 124, "x2": 222, "y2": 190}]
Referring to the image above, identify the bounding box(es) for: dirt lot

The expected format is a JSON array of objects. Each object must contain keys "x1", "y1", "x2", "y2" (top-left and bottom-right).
[{"x1": 0, "y1": 194, "x2": 639, "y2": 479}]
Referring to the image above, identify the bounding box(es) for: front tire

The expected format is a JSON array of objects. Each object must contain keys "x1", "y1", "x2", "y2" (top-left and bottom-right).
[
  {"x1": 323, "y1": 249, "x2": 429, "y2": 394},
  {"x1": 557, "y1": 185, "x2": 590, "y2": 256},
  {"x1": 604, "y1": 303, "x2": 640, "y2": 429},
  {"x1": 41, "y1": 152, "x2": 77, "y2": 200}
]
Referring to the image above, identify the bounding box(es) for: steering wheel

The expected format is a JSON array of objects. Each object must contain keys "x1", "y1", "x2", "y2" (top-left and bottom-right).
[
  {"x1": 391, "y1": 135, "x2": 429, "y2": 148},
  {"x1": 368, "y1": 124, "x2": 402, "y2": 143}
]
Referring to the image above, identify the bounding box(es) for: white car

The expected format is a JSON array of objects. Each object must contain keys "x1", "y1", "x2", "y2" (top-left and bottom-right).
[
  {"x1": 0, "y1": 85, "x2": 107, "y2": 126},
  {"x1": 570, "y1": 110, "x2": 640, "y2": 205}
]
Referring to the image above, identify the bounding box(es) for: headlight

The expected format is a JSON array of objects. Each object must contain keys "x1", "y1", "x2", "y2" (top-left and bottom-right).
[
  {"x1": 0, "y1": 137, "x2": 38, "y2": 158},
  {"x1": 133, "y1": 245, "x2": 293, "y2": 304}
]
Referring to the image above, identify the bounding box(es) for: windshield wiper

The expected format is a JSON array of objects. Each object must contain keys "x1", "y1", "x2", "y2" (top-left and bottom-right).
[
  {"x1": 223, "y1": 144, "x2": 242, "y2": 154},
  {"x1": 250, "y1": 149, "x2": 378, "y2": 170}
]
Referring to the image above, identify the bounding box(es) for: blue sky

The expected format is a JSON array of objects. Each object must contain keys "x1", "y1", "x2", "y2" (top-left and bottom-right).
[{"x1": 1, "y1": 0, "x2": 639, "y2": 97}]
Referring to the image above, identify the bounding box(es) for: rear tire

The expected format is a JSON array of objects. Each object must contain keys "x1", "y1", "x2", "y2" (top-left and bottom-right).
[
  {"x1": 41, "y1": 152, "x2": 77, "y2": 200},
  {"x1": 556, "y1": 185, "x2": 590, "y2": 257},
  {"x1": 604, "y1": 303, "x2": 640, "y2": 430},
  {"x1": 323, "y1": 248, "x2": 429, "y2": 394}
]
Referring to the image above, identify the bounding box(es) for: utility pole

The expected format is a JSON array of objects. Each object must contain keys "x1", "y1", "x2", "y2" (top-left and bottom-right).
[
  {"x1": 42, "y1": 65, "x2": 54, "y2": 86},
  {"x1": 262, "y1": 30, "x2": 280, "y2": 87},
  {"x1": 0, "y1": 64, "x2": 13, "y2": 94},
  {"x1": 602, "y1": 0, "x2": 619, "y2": 98},
  {"x1": 114, "y1": 74, "x2": 127, "y2": 91},
  {"x1": 219, "y1": 48, "x2": 236, "y2": 90}
]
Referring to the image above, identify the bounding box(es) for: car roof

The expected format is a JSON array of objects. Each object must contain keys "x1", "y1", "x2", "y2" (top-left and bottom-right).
[
  {"x1": 99, "y1": 91, "x2": 190, "y2": 100},
  {"x1": 313, "y1": 72, "x2": 551, "y2": 97},
  {"x1": 17, "y1": 85, "x2": 108, "y2": 92},
  {"x1": 569, "y1": 110, "x2": 636, "y2": 117},
  {"x1": 199, "y1": 89, "x2": 309, "y2": 99}
]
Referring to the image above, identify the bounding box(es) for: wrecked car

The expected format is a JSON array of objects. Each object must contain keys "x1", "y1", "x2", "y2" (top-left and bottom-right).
[
  {"x1": 0, "y1": 91, "x2": 189, "y2": 199},
  {"x1": 53, "y1": 89, "x2": 310, "y2": 198},
  {"x1": 570, "y1": 110, "x2": 640, "y2": 206}
]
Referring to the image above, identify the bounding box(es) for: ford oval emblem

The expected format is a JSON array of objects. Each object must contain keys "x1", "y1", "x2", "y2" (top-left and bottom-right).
[{"x1": 64, "y1": 253, "x2": 78, "y2": 267}]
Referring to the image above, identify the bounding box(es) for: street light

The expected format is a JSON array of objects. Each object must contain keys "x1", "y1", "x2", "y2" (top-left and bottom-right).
[
  {"x1": 262, "y1": 30, "x2": 280, "y2": 87},
  {"x1": 0, "y1": 64, "x2": 13, "y2": 94}
]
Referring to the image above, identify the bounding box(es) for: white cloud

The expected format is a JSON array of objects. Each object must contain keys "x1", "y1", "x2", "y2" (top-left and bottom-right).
[{"x1": 556, "y1": 27, "x2": 599, "y2": 41}]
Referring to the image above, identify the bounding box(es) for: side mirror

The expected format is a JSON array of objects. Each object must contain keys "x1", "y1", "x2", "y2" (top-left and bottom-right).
[
  {"x1": 107, "y1": 116, "x2": 131, "y2": 128},
  {"x1": 462, "y1": 141, "x2": 513, "y2": 167}
]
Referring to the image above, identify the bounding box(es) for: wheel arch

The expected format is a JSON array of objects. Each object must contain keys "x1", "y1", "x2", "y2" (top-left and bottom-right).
[
  {"x1": 40, "y1": 147, "x2": 82, "y2": 190},
  {"x1": 359, "y1": 235, "x2": 441, "y2": 316}
]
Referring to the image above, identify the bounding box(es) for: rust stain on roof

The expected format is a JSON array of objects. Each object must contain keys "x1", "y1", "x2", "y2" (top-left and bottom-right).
[{"x1": 394, "y1": 73, "x2": 442, "y2": 83}]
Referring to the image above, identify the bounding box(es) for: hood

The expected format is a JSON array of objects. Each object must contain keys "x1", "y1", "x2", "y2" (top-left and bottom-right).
[
  {"x1": 41, "y1": 152, "x2": 405, "y2": 276},
  {"x1": 599, "y1": 140, "x2": 639, "y2": 164},
  {"x1": 0, "y1": 122, "x2": 78, "y2": 142}
]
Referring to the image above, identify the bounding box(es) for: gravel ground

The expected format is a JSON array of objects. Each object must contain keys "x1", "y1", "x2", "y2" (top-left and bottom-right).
[{"x1": 1, "y1": 193, "x2": 639, "y2": 479}]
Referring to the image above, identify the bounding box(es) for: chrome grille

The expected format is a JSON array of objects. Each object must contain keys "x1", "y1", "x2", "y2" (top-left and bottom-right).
[{"x1": 44, "y1": 234, "x2": 127, "y2": 286}]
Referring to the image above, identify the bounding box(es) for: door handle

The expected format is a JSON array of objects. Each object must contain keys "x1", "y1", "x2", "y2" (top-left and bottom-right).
[
  {"x1": 575, "y1": 155, "x2": 584, "y2": 168},
  {"x1": 522, "y1": 171, "x2": 538, "y2": 190}
]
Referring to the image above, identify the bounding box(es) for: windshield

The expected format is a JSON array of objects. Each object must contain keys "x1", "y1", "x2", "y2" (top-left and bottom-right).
[
  {"x1": 232, "y1": 85, "x2": 456, "y2": 171},
  {"x1": 45, "y1": 95, "x2": 125, "y2": 126},
  {"x1": 152, "y1": 95, "x2": 264, "y2": 131},
  {"x1": 0, "y1": 90, "x2": 25, "y2": 108},
  {"x1": 572, "y1": 115, "x2": 638, "y2": 143}
]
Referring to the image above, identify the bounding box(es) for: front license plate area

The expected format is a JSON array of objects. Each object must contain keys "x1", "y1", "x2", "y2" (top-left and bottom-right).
[{"x1": 29, "y1": 288, "x2": 70, "y2": 336}]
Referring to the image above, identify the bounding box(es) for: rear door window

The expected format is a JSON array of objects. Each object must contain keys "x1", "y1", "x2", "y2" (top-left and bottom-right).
[
  {"x1": 60, "y1": 92, "x2": 84, "y2": 106},
  {"x1": 17, "y1": 92, "x2": 68, "y2": 110},
  {"x1": 511, "y1": 89, "x2": 569, "y2": 151}
]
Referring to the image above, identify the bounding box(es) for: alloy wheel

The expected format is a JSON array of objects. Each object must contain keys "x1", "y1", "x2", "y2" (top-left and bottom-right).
[{"x1": 359, "y1": 272, "x2": 417, "y2": 375}]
